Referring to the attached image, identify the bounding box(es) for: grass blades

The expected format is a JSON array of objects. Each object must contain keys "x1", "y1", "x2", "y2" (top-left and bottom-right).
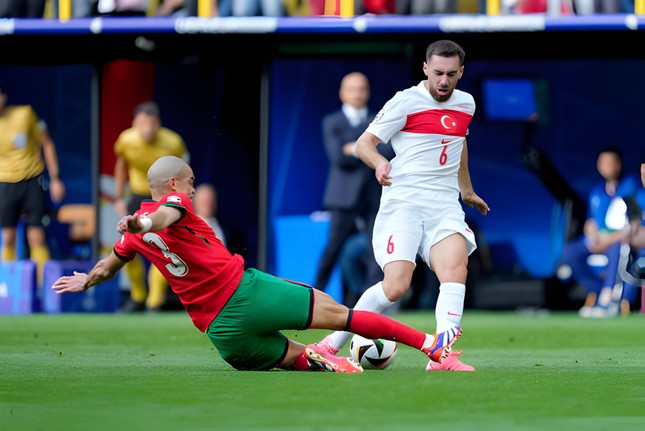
[{"x1": 2, "y1": 311, "x2": 644, "y2": 431}]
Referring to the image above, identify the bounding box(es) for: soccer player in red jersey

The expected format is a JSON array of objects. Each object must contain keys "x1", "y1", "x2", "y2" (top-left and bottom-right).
[{"x1": 52, "y1": 156, "x2": 461, "y2": 372}]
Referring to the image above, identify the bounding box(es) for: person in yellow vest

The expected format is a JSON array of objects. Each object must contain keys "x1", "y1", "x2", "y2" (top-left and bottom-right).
[
  {"x1": 114, "y1": 101, "x2": 189, "y2": 312},
  {"x1": 0, "y1": 87, "x2": 66, "y2": 286}
]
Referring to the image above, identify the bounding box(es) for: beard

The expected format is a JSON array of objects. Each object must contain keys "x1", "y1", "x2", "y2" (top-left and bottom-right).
[{"x1": 428, "y1": 84, "x2": 453, "y2": 102}]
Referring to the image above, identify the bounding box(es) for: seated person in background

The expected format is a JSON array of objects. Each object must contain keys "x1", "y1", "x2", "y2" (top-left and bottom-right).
[
  {"x1": 618, "y1": 165, "x2": 645, "y2": 313},
  {"x1": 614, "y1": 188, "x2": 645, "y2": 316},
  {"x1": 560, "y1": 148, "x2": 639, "y2": 317}
]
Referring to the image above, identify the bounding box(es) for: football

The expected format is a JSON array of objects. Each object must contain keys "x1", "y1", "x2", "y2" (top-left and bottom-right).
[{"x1": 349, "y1": 335, "x2": 398, "y2": 370}]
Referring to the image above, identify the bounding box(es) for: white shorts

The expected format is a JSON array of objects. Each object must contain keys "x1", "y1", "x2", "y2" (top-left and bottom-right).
[{"x1": 372, "y1": 197, "x2": 477, "y2": 270}]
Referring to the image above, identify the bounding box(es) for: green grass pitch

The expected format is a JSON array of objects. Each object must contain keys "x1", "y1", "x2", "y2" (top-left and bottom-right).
[{"x1": 2, "y1": 310, "x2": 644, "y2": 431}]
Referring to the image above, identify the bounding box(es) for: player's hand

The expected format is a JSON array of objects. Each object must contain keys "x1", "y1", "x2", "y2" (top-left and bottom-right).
[
  {"x1": 51, "y1": 271, "x2": 88, "y2": 294},
  {"x1": 462, "y1": 192, "x2": 490, "y2": 216},
  {"x1": 117, "y1": 214, "x2": 142, "y2": 234},
  {"x1": 49, "y1": 178, "x2": 65, "y2": 203},
  {"x1": 375, "y1": 160, "x2": 392, "y2": 186}
]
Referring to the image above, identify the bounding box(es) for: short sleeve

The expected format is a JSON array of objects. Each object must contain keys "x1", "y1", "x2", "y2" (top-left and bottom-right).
[{"x1": 366, "y1": 91, "x2": 407, "y2": 144}]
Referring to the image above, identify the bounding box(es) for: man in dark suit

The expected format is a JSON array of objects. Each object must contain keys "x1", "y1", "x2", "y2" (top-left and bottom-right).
[{"x1": 314, "y1": 72, "x2": 393, "y2": 306}]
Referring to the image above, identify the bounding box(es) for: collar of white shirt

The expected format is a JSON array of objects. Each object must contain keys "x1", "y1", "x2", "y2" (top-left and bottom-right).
[{"x1": 342, "y1": 104, "x2": 368, "y2": 128}]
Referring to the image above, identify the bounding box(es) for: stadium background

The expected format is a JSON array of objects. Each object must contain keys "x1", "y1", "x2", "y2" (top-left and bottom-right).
[{"x1": 0, "y1": 12, "x2": 643, "y2": 310}]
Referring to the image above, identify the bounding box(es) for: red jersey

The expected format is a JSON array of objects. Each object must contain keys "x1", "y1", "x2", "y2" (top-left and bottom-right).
[{"x1": 113, "y1": 192, "x2": 245, "y2": 332}]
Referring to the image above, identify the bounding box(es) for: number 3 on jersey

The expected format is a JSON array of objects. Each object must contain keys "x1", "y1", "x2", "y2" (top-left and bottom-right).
[{"x1": 143, "y1": 233, "x2": 189, "y2": 276}]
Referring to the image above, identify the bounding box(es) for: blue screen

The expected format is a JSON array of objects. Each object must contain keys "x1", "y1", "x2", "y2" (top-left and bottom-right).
[{"x1": 482, "y1": 78, "x2": 537, "y2": 121}]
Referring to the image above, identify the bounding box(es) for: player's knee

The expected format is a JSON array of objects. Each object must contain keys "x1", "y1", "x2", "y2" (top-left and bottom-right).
[
  {"x1": 453, "y1": 263, "x2": 468, "y2": 281},
  {"x1": 436, "y1": 262, "x2": 468, "y2": 284},
  {"x1": 382, "y1": 278, "x2": 411, "y2": 301}
]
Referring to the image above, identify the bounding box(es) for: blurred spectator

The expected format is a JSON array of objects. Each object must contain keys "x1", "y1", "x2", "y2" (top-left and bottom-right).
[
  {"x1": 230, "y1": 0, "x2": 285, "y2": 16},
  {"x1": 559, "y1": 148, "x2": 639, "y2": 317},
  {"x1": 96, "y1": 0, "x2": 149, "y2": 16},
  {"x1": 515, "y1": 0, "x2": 574, "y2": 14},
  {"x1": 618, "y1": 163, "x2": 645, "y2": 316},
  {"x1": 515, "y1": 0, "x2": 634, "y2": 14},
  {"x1": 284, "y1": 0, "x2": 312, "y2": 15},
  {"x1": 193, "y1": 183, "x2": 228, "y2": 249},
  {"x1": 0, "y1": 87, "x2": 66, "y2": 286},
  {"x1": 572, "y1": 0, "x2": 633, "y2": 14},
  {"x1": 395, "y1": 0, "x2": 457, "y2": 14},
  {"x1": 360, "y1": 0, "x2": 395, "y2": 14},
  {"x1": 114, "y1": 101, "x2": 189, "y2": 313},
  {"x1": 0, "y1": 0, "x2": 46, "y2": 17},
  {"x1": 217, "y1": 0, "x2": 233, "y2": 16},
  {"x1": 310, "y1": 0, "x2": 394, "y2": 15},
  {"x1": 155, "y1": 0, "x2": 222, "y2": 17},
  {"x1": 53, "y1": 0, "x2": 95, "y2": 18},
  {"x1": 307, "y1": 0, "x2": 325, "y2": 14}
]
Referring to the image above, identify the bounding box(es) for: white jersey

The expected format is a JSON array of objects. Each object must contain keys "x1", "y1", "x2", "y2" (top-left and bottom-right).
[
  {"x1": 367, "y1": 81, "x2": 475, "y2": 206},
  {"x1": 367, "y1": 82, "x2": 478, "y2": 267}
]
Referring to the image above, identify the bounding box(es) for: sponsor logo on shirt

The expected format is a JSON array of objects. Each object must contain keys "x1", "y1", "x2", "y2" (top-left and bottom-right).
[{"x1": 166, "y1": 195, "x2": 182, "y2": 204}]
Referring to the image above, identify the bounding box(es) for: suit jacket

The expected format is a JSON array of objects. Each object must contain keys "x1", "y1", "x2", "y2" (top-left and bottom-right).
[{"x1": 321, "y1": 109, "x2": 393, "y2": 211}]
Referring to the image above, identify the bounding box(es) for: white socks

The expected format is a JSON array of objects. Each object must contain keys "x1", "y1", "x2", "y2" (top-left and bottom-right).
[
  {"x1": 435, "y1": 282, "x2": 466, "y2": 332},
  {"x1": 326, "y1": 282, "x2": 395, "y2": 351}
]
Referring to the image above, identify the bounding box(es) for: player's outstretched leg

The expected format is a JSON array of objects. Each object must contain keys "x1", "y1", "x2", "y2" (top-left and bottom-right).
[
  {"x1": 303, "y1": 309, "x2": 462, "y2": 370},
  {"x1": 302, "y1": 343, "x2": 363, "y2": 373},
  {"x1": 313, "y1": 326, "x2": 462, "y2": 370},
  {"x1": 346, "y1": 309, "x2": 462, "y2": 366}
]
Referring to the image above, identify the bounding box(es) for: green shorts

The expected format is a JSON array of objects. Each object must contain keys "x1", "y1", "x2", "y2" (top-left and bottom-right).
[{"x1": 206, "y1": 268, "x2": 314, "y2": 371}]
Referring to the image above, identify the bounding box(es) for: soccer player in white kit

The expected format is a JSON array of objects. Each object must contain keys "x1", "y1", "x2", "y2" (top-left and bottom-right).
[{"x1": 317, "y1": 39, "x2": 490, "y2": 371}]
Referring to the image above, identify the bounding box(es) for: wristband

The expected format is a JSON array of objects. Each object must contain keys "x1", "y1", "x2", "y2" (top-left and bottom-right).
[{"x1": 139, "y1": 217, "x2": 153, "y2": 232}]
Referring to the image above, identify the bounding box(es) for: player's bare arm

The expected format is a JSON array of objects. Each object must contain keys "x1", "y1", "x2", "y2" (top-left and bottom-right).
[
  {"x1": 355, "y1": 131, "x2": 392, "y2": 186},
  {"x1": 39, "y1": 127, "x2": 65, "y2": 203},
  {"x1": 458, "y1": 139, "x2": 490, "y2": 216},
  {"x1": 117, "y1": 205, "x2": 183, "y2": 235},
  {"x1": 52, "y1": 252, "x2": 126, "y2": 293},
  {"x1": 113, "y1": 156, "x2": 129, "y2": 216}
]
